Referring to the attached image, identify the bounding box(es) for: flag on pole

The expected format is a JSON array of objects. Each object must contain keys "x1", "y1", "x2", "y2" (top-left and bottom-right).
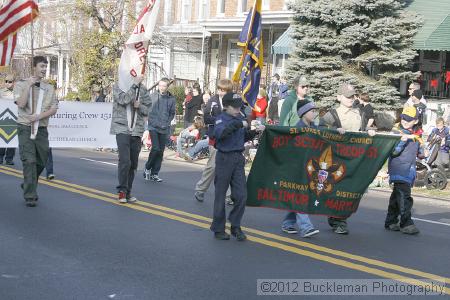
[
  {"x1": 0, "y1": 32, "x2": 16, "y2": 66},
  {"x1": 0, "y1": 0, "x2": 39, "y2": 67},
  {"x1": 118, "y1": 0, "x2": 160, "y2": 92},
  {"x1": 232, "y1": 0, "x2": 263, "y2": 109}
]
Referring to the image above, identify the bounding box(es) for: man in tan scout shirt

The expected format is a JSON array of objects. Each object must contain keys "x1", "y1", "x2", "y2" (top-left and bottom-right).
[
  {"x1": 14, "y1": 56, "x2": 58, "y2": 207},
  {"x1": 0, "y1": 74, "x2": 17, "y2": 165}
]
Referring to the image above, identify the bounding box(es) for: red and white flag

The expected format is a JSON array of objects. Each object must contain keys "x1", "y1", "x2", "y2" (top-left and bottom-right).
[
  {"x1": 0, "y1": 0, "x2": 39, "y2": 66},
  {"x1": 0, "y1": 32, "x2": 16, "y2": 66},
  {"x1": 118, "y1": 0, "x2": 160, "y2": 92}
]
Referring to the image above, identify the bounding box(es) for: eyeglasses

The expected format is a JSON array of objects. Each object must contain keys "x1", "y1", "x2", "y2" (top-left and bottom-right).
[{"x1": 5, "y1": 80, "x2": 13, "y2": 83}]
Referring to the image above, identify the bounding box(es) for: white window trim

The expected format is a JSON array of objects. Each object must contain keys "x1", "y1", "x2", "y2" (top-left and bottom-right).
[
  {"x1": 198, "y1": 0, "x2": 209, "y2": 20},
  {"x1": 180, "y1": 0, "x2": 191, "y2": 24},
  {"x1": 217, "y1": 0, "x2": 225, "y2": 17},
  {"x1": 236, "y1": 0, "x2": 247, "y2": 16},
  {"x1": 226, "y1": 39, "x2": 240, "y2": 78}
]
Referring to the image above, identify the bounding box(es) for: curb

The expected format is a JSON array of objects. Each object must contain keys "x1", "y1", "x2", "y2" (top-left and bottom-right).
[{"x1": 369, "y1": 188, "x2": 450, "y2": 203}]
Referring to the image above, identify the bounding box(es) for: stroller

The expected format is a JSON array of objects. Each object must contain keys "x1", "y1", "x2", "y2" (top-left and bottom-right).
[{"x1": 415, "y1": 134, "x2": 449, "y2": 190}]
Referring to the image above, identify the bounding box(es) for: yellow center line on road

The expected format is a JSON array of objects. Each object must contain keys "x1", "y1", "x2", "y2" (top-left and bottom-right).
[{"x1": 0, "y1": 166, "x2": 449, "y2": 294}]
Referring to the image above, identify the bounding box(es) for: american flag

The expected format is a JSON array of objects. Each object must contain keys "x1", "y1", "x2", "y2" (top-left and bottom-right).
[{"x1": 0, "y1": 0, "x2": 39, "y2": 66}]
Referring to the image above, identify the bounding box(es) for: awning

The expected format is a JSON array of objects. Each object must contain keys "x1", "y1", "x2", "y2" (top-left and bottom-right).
[
  {"x1": 408, "y1": 0, "x2": 450, "y2": 51},
  {"x1": 272, "y1": 26, "x2": 294, "y2": 55}
]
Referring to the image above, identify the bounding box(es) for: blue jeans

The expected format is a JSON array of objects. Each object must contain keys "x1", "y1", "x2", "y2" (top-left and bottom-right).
[
  {"x1": 188, "y1": 138, "x2": 209, "y2": 157},
  {"x1": 282, "y1": 212, "x2": 314, "y2": 236}
]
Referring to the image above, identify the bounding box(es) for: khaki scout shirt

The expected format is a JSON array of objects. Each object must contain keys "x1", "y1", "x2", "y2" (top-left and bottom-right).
[
  {"x1": 335, "y1": 106, "x2": 361, "y2": 131},
  {"x1": 0, "y1": 88, "x2": 14, "y2": 100},
  {"x1": 14, "y1": 80, "x2": 58, "y2": 127}
]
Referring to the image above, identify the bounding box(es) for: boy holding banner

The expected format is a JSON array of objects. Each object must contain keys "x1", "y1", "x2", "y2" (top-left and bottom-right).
[
  {"x1": 281, "y1": 100, "x2": 320, "y2": 237},
  {"x1": 385, "y1": 107, "x2": 423, "y2": 235},
  {"x1": 14, "y1": 56, "x2": 58, "y2": 207},
  {"x1": 111, "y1": 77, "x2": 151, "y2": 203}
]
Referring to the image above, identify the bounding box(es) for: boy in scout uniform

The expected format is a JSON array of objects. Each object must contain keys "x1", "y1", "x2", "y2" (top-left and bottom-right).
[{"x1": 14, "y1": 56, "x2": 58, "y2": 207}]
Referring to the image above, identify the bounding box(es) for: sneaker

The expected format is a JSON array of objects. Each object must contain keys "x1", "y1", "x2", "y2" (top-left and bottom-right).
[
  {"x1": 194, "y1": 191, "x2": 204, "y2": 202},
  {"x1": 225, "y1": 197, "x2": 234, "y2": 205},
  {"x1": 302, "y1": 228, "x2": 319, "y2": 238},
  {"x1": 231, "y1": 226, "x2": 247, "y2": 241},
  {"x1": 118, "y1": 191, "x2": 127, "y2": 203},
  {"x1": 25, "y1": 198, "x2": 37, "y2": 207},
  {"x1": 150, "y1": 175, "x2": 163, "y2": 182},
  {"x1": 143, "y1": 169, "x2": 151, "y2": 180},
  {"x1": 385, "y1": 223, "x2": 400, "y2": 231},
  {"x1": 400, "y1": 224, "x2": 420, "y2": 235},
  {"x1": 47, "y1": 174, "x2": 55, "y2": 180},
  {"x1": 214, "y1": 231, "x2": 230, "y2": 240},
  {"x1": 5, "y1": 161, "x2": 14, "y2": 165},
  {"x1": 282, "y1": 226, "x2": 298, "y2": 234},
  {"x1": 333, "y1": 225, "x2": 349, "y2": 235},
  {"x1": 183, "y1": 153, "x2": 193, "y2": 162},
  {"x1": 126, "y1": 195, "x2": 137, "y2": 203}
]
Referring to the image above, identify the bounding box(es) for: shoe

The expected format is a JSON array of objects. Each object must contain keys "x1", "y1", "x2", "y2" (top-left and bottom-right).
[
  {"x1": 302, "y1": 228, "x2": 319, "y2": 238},
  {"x1": 25, "y1": 199, "x2": 37, "y2": 207},
  {"x1": 333, "y1": 225, "x2": 349, "y2": 235},
  {"x1": 150, "y1": 175, "x2": 163, "y2": 182},
  {"x1": 47, "y1": 174, "x2": 55, "y2": 180},
  {"x1": 143, "y1": 169, "x2": 151, "y2": 180},
  {"x1": 194, "y1": 191, "x2": 204, "y2": 202},
  {"x1": 385, "y1": 223, "x2": 400, "y2": 231},
  {"x1": 231, "y1": 226, "x2": 247, "y2": 241},
  {"x1": 214, "y1": 231, "x2": 230, "y2": 240},
  {"x1": 282, "y1": 226, "x2": 298, "y2": 234},
  {"x1": 5, "y1": 161, "x2": 14, "y2": 165},
  {"x1": 118, "y1": 191, "x2": 127, "y2": 203},
  {"x1": 400, "y1": 224, "x2": 420, "y2": 235},
  {"x1": 225, "y1": 197, "x2": 234, "y2": 205},
  {"x1": 183, "y1": 153, "x2": 193, "y2": 161},
  {"x1": 126, "y1": 195, "x2": 137, "y2": 203}
]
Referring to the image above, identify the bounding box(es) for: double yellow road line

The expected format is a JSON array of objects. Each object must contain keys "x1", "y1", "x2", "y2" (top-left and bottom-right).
[{"x1": 0, "y1": 165, "x2": 448, "y2": 294}]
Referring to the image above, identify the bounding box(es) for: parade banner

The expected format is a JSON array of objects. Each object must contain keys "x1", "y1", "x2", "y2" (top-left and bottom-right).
[
  {"x1": 0, "y1": 100, "x2": 116, "y2": 148},
  {"x1": 246, "y1": 126, "x2": 400, "y2": 218}
]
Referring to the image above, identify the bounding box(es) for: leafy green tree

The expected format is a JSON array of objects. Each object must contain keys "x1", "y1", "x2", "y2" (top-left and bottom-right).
[{"x1": 286, "y1": 0, "x2": 422, "y2": 110}]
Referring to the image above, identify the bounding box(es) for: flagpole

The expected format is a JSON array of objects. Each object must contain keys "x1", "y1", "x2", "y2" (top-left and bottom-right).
[
  {"x1": 130, "y1": 43, "x2": 150, "y2": 129},
  {"x1": 30, "y1": 12, "x2": 35, "y2": 138}
]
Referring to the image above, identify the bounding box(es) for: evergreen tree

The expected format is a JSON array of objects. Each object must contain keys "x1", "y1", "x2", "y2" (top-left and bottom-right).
[{"x1": 286, "y1": 0, "x2": 421, "y2": 110}]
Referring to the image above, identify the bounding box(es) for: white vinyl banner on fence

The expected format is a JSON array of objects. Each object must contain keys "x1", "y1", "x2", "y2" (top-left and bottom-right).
[{"x1": 0, "y1": 100, "x2": 117, "y2": 148}]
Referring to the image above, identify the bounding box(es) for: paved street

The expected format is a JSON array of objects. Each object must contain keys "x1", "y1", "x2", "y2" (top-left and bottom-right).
[{"x1": 0, "y1": 149, "x2": 449, "y2": 299}]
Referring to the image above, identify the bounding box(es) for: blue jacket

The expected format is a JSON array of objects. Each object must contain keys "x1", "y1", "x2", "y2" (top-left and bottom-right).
[
  {"x1": 388, "y1": 127, "x2": 423, "y2": 186},
  {"x1": 214, "y1": 112, "x2": 255, "y2": 152}
]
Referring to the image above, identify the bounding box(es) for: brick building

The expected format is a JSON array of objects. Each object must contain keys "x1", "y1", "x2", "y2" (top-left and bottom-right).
[{"x1": 155, "y1": 0, "x2": 293, "y2": 90}]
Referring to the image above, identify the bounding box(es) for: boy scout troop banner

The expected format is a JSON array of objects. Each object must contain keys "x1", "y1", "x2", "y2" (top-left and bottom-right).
[
  {"x1": 246, "y1": 126, "x2": 400, "y2": 218},
  {"x1": 0, "y1": 100, "x2": 116, "y2": 148}
]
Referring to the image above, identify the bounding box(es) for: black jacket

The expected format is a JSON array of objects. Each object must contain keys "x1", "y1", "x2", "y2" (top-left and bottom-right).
[{"x1": 184, "y1": 94, "x2": 203, "y2": 123}]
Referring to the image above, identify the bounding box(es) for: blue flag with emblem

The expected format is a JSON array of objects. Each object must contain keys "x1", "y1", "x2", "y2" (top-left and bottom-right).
[{"x1": 232, "y1": 0, "x2": 263, "y2": 109}]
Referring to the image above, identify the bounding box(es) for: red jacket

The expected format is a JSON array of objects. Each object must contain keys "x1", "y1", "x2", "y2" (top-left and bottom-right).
[{"x1": 252, "y1": 97, "x2": 268, "y2": 118}]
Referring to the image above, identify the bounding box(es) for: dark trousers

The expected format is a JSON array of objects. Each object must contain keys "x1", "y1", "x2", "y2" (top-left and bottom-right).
[
  {"x1": 116, "y1": 134, "x2": 142, "y2": 195},
  {"x1": 0, "y1": 147, "x2": 15, "y2": 163},
  {"x1": 210, "y1": 151, "x2": 246, "y2": 233},
  {"x1": 17, "y1": 125, "x2": 49, "y2": 200},
  {"x1": 328, "y1": 217, "x2": 347, "y2": 228},
  {"x1": 385, "y1": 182, "x2": 414, "y2": 228},
  {"x1": 46, "y1": 148, "x2": 53, "y2": 176},
  {"x1": 145, "y1": 130, "x2": 167, "y2": 175}
]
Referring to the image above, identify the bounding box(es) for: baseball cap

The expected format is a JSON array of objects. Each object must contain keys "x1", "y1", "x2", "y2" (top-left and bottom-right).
[
  {"x1": 222, "y1": 93, "x2": 243, "y2": 108},
  {"x1": 297, "y1": 100, "x2": 316, "y2": 117},
  {"x1": 401, "y1": 106, "x2": 418, "y2": 121},
  {"x1": 337, "y1": 83, "x2": 357, "y2": 98}
]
